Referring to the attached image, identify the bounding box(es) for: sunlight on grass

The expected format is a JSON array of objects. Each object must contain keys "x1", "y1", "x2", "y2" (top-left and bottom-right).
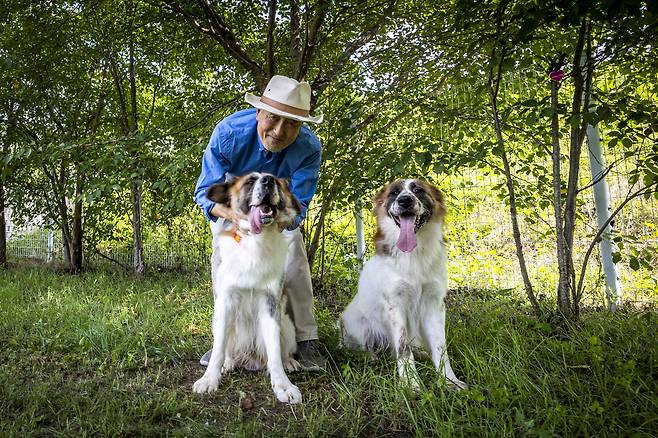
[{"x1": 1, "y1": 267, "x2": 656, "y2": 436}]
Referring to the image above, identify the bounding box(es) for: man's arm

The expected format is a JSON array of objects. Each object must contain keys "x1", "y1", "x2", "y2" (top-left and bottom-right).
[{"x1": 194, "y1": 124, "x2": 246, "y2": 224}]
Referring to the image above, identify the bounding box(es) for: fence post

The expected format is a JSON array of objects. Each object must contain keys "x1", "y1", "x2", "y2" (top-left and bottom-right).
[
  {"x1": 586, "y1": 123, "x2": 622, "y2": 311},
  {"x1": 355, "y1": 202, "x2": 366, "y2": 269},
  {"x1": 47, "y1": 228, "x2": 54, "y2": 263},
  {"x1": 582, "y1": 52, "x2": 622, "y2": 311}
]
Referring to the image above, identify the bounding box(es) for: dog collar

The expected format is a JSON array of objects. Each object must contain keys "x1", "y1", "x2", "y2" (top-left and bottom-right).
[{"x1": 220, "y1": 228, "x2": 245, "y2": 244}]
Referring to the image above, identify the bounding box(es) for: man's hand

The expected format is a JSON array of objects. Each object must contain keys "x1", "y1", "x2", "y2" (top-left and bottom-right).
[
  {"x1": 236, "y1": 219, "x2": 251, "y2": 237},
  {"x1": 211, "y1": 204, "x2": 249, "y2": 229}
]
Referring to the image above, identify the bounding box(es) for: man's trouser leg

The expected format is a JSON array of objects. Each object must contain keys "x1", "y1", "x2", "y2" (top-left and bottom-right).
[{"x1": 283, "y1": 228, "x2": 319, "y2": 342}]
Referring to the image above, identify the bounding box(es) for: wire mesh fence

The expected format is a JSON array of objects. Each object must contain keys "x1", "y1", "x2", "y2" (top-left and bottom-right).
[
  {"x1": 5, "y1": 77, "x2": 656, "y2": 307},
  {"x1": 10, "y1": 159, "x2": 655, "y2": 309}
]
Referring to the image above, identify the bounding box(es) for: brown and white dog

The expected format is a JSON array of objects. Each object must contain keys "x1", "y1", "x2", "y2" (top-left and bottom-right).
[
  {"x1": 340, "y1": 179, "x2": 467, "y2": 390},
  {"x1": 192, "y1": 172, "x2": 304, "y2": 404}
]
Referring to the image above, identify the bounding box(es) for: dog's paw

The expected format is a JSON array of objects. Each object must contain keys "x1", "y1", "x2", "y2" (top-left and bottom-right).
[
  {"x1": 222, "y1": 357, "x2": 236, "y2": 373},
  {"x1": 446, "y1": 377, "x2": 468, "y2": 391},
  {"x1": 273, "y1": 382, "x2": 302, "y2": 404},
  {"x1": 283, "y1": 357, "x2": 302, "y2": 372},
  {"x1": 399, "y1": 374, "x2": 422, "y2": 392},
  {"x1": 192, "y1": 375, "x2": 220, "y2": 394}
]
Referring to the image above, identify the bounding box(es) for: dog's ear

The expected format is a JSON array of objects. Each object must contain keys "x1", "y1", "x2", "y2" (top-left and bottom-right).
[
  {"x1": 206, "y1": 182, "x2": 232, "y2": 206},
  {"x1": 372, "y1": 186, "x2": 388, "y2": 215},
  {"x1": 290, "y1": 194, "x2": 302, "y2": 215},
  {"x1": 422, "y1": 181, "x2": 446, "y2": 218},
  {"x1": 277, "y1": 177, "x2": 292, "y2": 189}
]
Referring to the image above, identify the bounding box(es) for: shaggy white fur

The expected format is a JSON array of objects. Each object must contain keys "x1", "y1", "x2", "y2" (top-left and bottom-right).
[
  {"x1": 192, "y1": 173, "x2": 302, "y2": 404},
  {"x1": 341, "y1": 179, "x2": 467, "y2": 391}
]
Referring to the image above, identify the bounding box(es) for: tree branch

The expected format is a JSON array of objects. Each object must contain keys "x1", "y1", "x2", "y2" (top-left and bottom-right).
[
  {"x1": 266, "y1": 0, "x2": 277, "y2": 78},
  {"x1": 162, "y1": 0, "x2": 268, "y2": 90},
  {"x1": 312, "y1": 0, "x2": 396, "y2": 101},
  {"x1": 296, "y1": 0, "x2": 330, "y2": 81},
  {"x1": 575, "y1": 181, "x2": 657, "y2": 303},
  {"x1": 290, "y1": 0, "x2": 302, "y2": 75}
]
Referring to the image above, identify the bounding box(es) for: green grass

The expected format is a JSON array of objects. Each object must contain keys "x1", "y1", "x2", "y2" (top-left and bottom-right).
[{"x1": 1, "y1": 265, "x2": 656, "y2": 436}]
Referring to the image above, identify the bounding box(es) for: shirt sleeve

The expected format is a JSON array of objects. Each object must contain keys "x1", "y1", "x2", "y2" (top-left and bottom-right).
[
  {"x1": 288, "y1": 147, "x2": 322, "y2": 229},
  {"x1": 194, "y1": 123, "x2": 232, "y2": 222}
]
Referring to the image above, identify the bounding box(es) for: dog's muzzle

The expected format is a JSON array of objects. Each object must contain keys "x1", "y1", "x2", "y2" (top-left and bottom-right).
[{"x1": 250, "y1": 176, "x2": 280, "y2": 233}]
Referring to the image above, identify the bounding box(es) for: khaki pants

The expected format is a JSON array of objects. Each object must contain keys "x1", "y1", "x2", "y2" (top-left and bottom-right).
[{"x1": 210, "y1": 220, "x2": 318, "y2": 342}]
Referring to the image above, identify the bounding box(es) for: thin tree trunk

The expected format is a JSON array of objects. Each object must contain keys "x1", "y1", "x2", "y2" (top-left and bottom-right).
[
  {"x1": 0, "y1": 183, "x2": 6, "y2": 269},
  {"x1": 488, "y1": 44, "x2": 541, "y2": 316},
  {"x1": 132, "y1": 181, "x2": 145, "y2": 275},
  {"x1": 550, "y1": 78, "x2": 571, "y2": 317},
  {"x1": 266, "y1": 0, "x2": 277, "y2": 77},
  {"x1": 306, "y1": 192, "x2": 333, "y2": 269},
  {"x1": 128, "y1": 24, "x2": 145, "y2": 276},
  {"x1": 562, "y1": 20, "x2": 589, "y2": 318},
  {"x1": 71, "y1": 170, "x2": 84, "y2": 271}
]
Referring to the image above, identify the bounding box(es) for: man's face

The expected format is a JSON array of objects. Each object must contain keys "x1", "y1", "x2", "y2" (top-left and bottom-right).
[{"x1": 256, "y1": 109, "x2": 303, "y2": 153}]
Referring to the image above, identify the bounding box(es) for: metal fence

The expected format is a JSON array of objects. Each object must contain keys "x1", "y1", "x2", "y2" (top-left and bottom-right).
[{"x1": 5, "y1": 78, "x2": 657, "y2": 307}]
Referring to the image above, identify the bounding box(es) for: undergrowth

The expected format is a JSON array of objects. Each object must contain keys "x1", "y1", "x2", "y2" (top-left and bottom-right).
[{"x1": 1, "y1": 265, "x2": 656, "y2": 436}]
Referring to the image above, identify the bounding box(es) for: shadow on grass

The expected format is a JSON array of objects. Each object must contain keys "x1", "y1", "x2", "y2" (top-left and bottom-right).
[{"x1": 1, "y1": 265, "x2": 656, "y2": 436}]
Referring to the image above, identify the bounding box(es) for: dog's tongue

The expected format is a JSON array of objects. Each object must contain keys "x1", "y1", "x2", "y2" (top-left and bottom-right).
[
  {"x1": 396, "y1": 216, "x2": 417, "y2": 252},
  {"x1": 250, "y1": 206, "x2": 263, "y2": 234}
]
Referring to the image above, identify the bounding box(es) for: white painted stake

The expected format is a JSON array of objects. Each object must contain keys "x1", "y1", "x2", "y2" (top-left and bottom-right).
[
  {"x1": 581, "y1": 52, "x2": 622, "y2": 311},
  {"x1": 355, "y1": 204, "x2": 366, "y2": 269},
  {"x1": 47, "y1": 229, "x2": 54, "y2": 263},
  {"x1": 586, "y1": 124, "x2": 622, "y2": 311}
]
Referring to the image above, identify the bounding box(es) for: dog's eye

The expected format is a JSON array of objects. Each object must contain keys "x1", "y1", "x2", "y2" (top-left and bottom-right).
[
  {"x1": 390, "y1": 188, "x2": 400, "y2": 196},
  {"x1": 412, "y1": 186, "x2": 423, "y2": 194}
]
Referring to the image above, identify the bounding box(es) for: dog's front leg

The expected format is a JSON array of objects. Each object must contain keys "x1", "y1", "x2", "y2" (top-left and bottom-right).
[
  {"x1": 193, "y1": 293, "x2": 232, "y2": 393},
  {"x1": 258, "y1": 294, "x2": 302, "y2": 404},
  {"x1": 420, "y1": 290, "x2": 467, "y2": 390},
  {"x1": 386, "y1": 307, "x2": 421, "y2": 391}
]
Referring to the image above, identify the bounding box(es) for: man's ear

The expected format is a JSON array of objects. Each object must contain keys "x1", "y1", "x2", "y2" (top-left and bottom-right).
[{"x1": 206, "y1": 182, "x2": 231, "y2": 206}]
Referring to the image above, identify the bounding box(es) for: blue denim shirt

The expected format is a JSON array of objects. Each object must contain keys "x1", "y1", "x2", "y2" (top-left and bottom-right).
[{"x1": 194, "y1": 108, "x2": 322, "y2": 229}]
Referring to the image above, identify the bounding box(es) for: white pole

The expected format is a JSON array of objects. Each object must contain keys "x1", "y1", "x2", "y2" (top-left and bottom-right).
[
  {"x1": 580, "y1": 50, "x2": 622, "y2": 311},
  {"x1": 355, "y1": 203, "x2": 366, "y2": 269},
  {"x1": 47, "y1": 228, "x2": 54, "y2": 263},
  {"x1": 586, "y1": 124, "x2": 622, "y2": 311}
]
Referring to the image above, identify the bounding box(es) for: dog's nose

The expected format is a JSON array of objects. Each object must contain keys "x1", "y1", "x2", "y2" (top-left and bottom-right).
[
  {"x1": 397, "y1": 195, "x2": 414, "y2": 208},
  {"x1": 260, "y1": 175, "x2": 274, "y2": 187}
]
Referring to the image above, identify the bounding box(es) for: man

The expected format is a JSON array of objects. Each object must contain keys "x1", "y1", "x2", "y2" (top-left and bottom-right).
[{"x1": 194, "y1": 75, "x2": 325, "y2": 370}]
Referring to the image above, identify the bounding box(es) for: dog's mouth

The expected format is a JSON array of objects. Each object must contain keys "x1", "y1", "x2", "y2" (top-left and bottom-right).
[
  {"x1": 390, "y1": 212, "x2": 430, "y2": 253},
  {"x1": 391, "y1": 213, "x2": 423, "y2": 229},
  {"x1": 249, "y1": 203, "x2": 277, "y2": 234}
]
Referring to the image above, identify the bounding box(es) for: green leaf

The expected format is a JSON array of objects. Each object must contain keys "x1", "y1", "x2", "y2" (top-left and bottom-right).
[{"x1": 629, "y1": 256, "x2": 640, "y2": 271}]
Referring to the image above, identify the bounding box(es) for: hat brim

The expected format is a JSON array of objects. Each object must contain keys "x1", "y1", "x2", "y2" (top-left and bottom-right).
[{"x1": 245, "y1": 92, "x2": 323, "y2": 124}]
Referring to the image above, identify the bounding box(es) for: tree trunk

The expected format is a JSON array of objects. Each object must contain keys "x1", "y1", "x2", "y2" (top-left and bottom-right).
[
  {"x1": 132, "y1": 181, "x2": 145, "y2": 276},
  {"x1": 71, "y1": 170, "x2": 84, "y2": 272},
  {"x1": 0, "y1": 183, "x2": 6, "y2": 269},
  {"x1": 306, "y1": 191, "x2": 334, "y2": 270},
  {"x1": 562, "y1": 20, "x2": 589, "y2": 318},
  {"x1": 488, "y1": 44, "x2": 541, "y2": 317},
  {"x1": 550, "y1": 78, "x2": 572, "y2": 318}
]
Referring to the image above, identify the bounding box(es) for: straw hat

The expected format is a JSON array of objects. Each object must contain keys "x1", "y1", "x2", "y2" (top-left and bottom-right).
[{"x1": 245, "y1": 75, "x2": 323, "y2": 124}]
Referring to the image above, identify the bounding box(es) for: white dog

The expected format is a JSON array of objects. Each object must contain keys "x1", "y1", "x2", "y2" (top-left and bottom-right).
[
  {"x1": 192, "y1": 172, "x2": 303, "y2": 404},
  {"x1": 341, "y1": 179, "x2": 467, "y2": 390}
]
